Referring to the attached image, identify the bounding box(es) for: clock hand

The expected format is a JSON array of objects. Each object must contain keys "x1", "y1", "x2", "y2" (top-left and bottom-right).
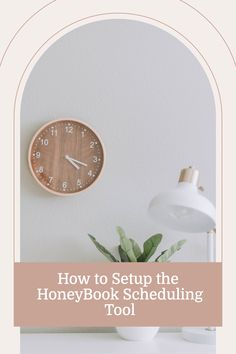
[
  {"x1": 68, "y1": 156, "x2": 88, "y2": 167},
  {"x1": 65, "y1": 155, "x2": 80, "y2": 170}
]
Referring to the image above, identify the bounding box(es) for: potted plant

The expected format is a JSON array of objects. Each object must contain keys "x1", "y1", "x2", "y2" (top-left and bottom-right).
[{"x1": 88, "y1": 226, "x2": 186, "y2": 341}]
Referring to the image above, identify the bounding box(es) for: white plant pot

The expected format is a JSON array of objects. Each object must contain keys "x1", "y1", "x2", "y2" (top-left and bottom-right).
[{"x1": 116, "y1": 327, "x2": 160, "y2": 341}]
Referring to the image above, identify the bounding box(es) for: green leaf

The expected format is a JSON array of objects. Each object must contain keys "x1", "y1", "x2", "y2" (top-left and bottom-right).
[
  {"x1": 129, "y1": 238, "x2": 142, "y2": 259},
  {"x1": 116, "y1": 226, "x2": 137, "y2": 262},
  {"x1": 155, "y1": 249, "x2": 167, "y2": 262},
  {"x1": 139, "y1": 234, "x2": 163, "y2": 262},
  {"x1": 118, "y1": 245, "x2": 130, "y2": 262},
  {"x1": 88, "y1": 234, "x2": 119, "y2": 262},
  {"x1": 155, "y1": 239, "x2": 186, "y2": 262}
]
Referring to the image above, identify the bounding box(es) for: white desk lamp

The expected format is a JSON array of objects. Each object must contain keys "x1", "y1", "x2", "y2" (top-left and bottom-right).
[{"x1": 148, "y1": 166, "x2": 216, "y2": 345}]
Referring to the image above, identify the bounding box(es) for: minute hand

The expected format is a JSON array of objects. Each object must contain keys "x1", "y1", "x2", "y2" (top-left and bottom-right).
[
  {"x1": 65, "y1": 155, "x2": 80, "y2": 170},
  {"x1": 67, "y1": 156, "x2": 88, "y2": 167}
]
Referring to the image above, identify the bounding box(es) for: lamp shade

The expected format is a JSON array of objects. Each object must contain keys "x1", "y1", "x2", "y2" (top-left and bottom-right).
[{"x1": 149, "y1": 176, "x2": 216, "y2": 233}]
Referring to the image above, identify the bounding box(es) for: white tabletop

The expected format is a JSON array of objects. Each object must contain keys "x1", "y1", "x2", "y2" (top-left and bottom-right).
[{"x1": 21, "y1": 333, "x2": 215, "y2": 354}]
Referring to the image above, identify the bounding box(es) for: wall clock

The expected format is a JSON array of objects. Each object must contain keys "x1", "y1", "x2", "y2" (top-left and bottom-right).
[{"x1": 28, "y1": 119, "x2": 104, "y2": 195}]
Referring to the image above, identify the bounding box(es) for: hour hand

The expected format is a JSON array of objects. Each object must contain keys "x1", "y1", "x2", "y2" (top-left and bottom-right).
[
  {"x1": 65, "y1": 155, "x2": 80, "y2": 170},
  {"x1": 67, "y1": 156, "x2": 88, "y2": 167}
]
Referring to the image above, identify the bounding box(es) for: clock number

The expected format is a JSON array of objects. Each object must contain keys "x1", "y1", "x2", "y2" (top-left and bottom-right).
[
  {"x1": 48, "y1": 176, "x2": 53, "y2": 183},
  {"x1": 81, "y1": 130, "x2": 86, "y2": 138},
  {"x1": 65, "y1": 126, "x2": 73, "y2": 134},
  {"x1": 90, "y1": 141, "x2": 95, "y2": 148},
  {"x1": 77, "y1": 178, "x2": 82, "y2": 187},
  {"x1": 35, "y1": 152, "x2": 41, "y2": 159},
  {"x1": 50, "y1": 127, "x2": 58, "y2": 136},
  {"x1": 88, "y1": 170, "x2": 93, "y2": 177},
  {"x1": 62, "y1": 181, "x2": 68, "y2": 189},
  {"x1": 37, "y1": 166, "x2": 44, "y2": 173},
  {"x1": 93, "y1": 156, "x2": 98, "y2": 163},
  {"x1": 41, "y1": 139, "x2": 49, "y2": 146}
]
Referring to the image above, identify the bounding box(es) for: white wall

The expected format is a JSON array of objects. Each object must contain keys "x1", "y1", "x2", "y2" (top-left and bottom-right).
[
  {"x1": 21, "y1": 19, "x2": 216, "y2": 265},
  {"x1": 20, "y1": 21, "x2": 215, "y2": 264}
]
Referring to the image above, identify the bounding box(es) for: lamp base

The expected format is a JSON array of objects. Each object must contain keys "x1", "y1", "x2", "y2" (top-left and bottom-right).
[{"x1": 182, "y1": 327, "x2": 216, "y2": 345}]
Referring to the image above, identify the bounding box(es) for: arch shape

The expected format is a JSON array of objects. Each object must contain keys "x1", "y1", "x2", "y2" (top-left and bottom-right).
[{"x1": 14, "y1": 13, "x2": 223, "y2": 262}]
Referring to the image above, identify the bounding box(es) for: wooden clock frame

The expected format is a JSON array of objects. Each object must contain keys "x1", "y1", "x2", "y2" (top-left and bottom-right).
[{"x1": 28, "y1": 118, "x2": 105, "y2": 196}]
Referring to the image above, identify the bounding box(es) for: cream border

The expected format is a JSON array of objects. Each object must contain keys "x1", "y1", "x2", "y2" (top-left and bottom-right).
[{"x1": 1, "y1": 1, "x2": 235, "y2": 354}]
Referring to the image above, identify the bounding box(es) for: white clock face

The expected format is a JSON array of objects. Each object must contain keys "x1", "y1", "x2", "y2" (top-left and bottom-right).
[{"x1": 28, "y1": 119, "x2": 104, "y2": 195}]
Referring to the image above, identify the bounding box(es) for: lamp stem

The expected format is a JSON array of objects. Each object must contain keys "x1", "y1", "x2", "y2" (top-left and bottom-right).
[
  {"x1": 207, "y1": 229, "x2": 215, "y2": 262},
  {"x1": 206, "y1": 229, "x2": 216, "y2": 332}
]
